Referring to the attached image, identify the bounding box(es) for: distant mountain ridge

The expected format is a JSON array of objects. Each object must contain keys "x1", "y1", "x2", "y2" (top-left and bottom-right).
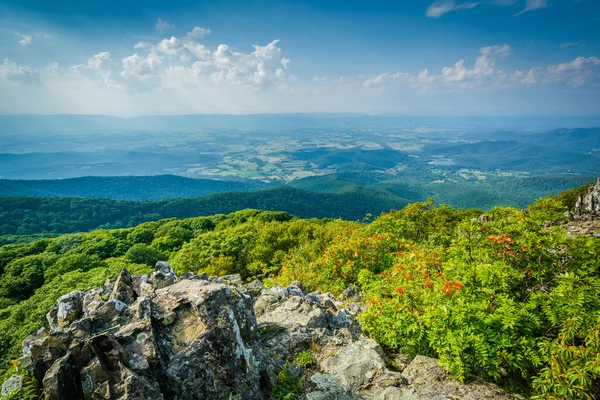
[
  {"x1": 2, "y1": 114, "x2": 600, "y2": 133},
  {"x1": 0, "y1": 175, "x2": 271, "y2": 200},
  {"x1": 424, "y1": 140, "x2": 600, "y2": 173},
  {"x1": 461, "y1": 127, "x2": 600, "y2": 154},
  {"x1": 0, "y1": 173, "x2": 596, "y2": 211}
]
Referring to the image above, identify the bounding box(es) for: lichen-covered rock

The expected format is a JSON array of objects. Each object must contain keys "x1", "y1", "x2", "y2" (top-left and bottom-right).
[
  {"x1": 149, "y1": 261, "x2": 177, "y2": 289},
  {"x1": 399, "y1": 355, "x2": 516, "y2": 399},
  {"x1": 1, "y1": 375, "x2": 23, "y2": 399},
  {"x1": 12, "y1": 264, "x2": 518, "y2": 400},
  {"x1": 109, "y1": 269, "x2": 135, "y2": 303},
  {"x1": 21, "y1": 328, "x2": 71, "y2": 383},
  {"x1": 152, "y1": 279, "x2": 260, "y2": 399},
  {"x1": 322, "y1": 337, "x2": 388, "y2": 391},
  {"x1": 576, "y1": 177, "x2": 600, "y2": 216},
  {"x1": 56, "y1": 290, "x2": 84, "y2": 328},
  {"x1": 560, "y1": 177, "x2": 600, "y2": 237},
  {"x1": 244, "y1": 279, "x2": 265, "y2": 298},
  {"x1": 217, "y1": 273, "x2": 243, "y2": 287},
  {"x1": 306, "y1": 374, "x2": 361, "y2": 400},
  {"x1": 339, "y1": 285, "x2": 362, "y2": 302},
  {"x1": 17, "y1": 265, "x2": 263, "y2": 400}
]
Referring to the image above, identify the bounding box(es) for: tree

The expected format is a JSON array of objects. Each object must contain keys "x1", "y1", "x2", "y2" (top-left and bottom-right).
[{"x1": 125, "y1": 244, "x2": 166, "y2": 266}]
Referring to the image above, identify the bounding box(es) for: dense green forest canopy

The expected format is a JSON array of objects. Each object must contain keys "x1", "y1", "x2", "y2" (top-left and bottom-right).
[
  {"x1": 0, "y1": 179, "x2": 594, "y2": 245},
  {"x1": 0, "y1": 187, "x2": 408, "y2": 240},
  {"x1": 0, "y1": 181, "x2": 598, "y2": 398}
]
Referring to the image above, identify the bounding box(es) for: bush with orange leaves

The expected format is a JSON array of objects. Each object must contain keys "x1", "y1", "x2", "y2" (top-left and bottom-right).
[{"x1": 279, "y1": 226, "x2": 398, "y2": 294}]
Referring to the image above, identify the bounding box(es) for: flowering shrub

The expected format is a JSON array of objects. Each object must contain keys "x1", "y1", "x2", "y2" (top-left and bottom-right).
[
  {"x1": 279, "y1": 225, "x2": 397, "y2": 294},
  {"x1": 358, "y1": 207, "x2": 600, "y2": 398}
]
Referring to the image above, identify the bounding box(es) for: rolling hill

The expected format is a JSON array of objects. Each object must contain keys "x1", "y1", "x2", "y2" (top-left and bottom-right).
[
  {"x1": 0, "y1": 175, "x2": 271, "y2": 200},
  {"x1": 424, "y1": 140, "x2": 600, "y2": 173}
]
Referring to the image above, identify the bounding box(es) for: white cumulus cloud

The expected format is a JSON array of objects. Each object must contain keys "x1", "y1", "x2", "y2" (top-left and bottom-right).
[
  {"x1": 0, "y1": 59, "x2": 39, "y2": 84},
  {"x1": 364, "y1": 44, "x2": 512, "y2": 90},
  {"x1": 70, "y1": 52, "x2": 122, "y2": 88},
  {"x1": 364, "y1": 44, "x2": 600, "y2": 93},
  {"x1": 520, "y1": 56, "x2": 600, "y2": 87},
  {"x1": 66, "y1": 27, "x2": 291, "y2": 92},
  {"x1": 187, "y1": 27, "x2": 211, "y2": 40},
  {"x1": 121, "y1": 53, "x2": 163, "y2": 79}
]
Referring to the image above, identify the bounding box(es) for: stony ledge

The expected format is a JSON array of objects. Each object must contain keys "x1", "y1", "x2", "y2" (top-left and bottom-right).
[
  {"x1": 3, "y1": 261, "x2": 517, "y2": 400},
  {"x1": 562, "y1": 177, "x2": 600, "y2": 238}
]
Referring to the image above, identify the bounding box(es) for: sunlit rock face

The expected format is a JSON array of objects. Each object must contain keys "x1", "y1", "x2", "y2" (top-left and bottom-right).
[
  {"x1": 576, "y1": 177, "x2": 600, "y2": 216},
  {"x1": 563, "y1": 177, "x2": 600, "y2": 238}
]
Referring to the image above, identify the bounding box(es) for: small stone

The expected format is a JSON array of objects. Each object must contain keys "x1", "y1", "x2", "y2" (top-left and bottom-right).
[
  {"x1": 150, "y1": 261, "x2": 177, "y2": 289},
  {"x1": 56, "y1": 291, "x2": 83, "y2": 328},
  {"x1": 1, "y1": 375, "x2": 23, "y2": 398},
  {"x1": 198, "y1": 272, "x2": 208, "y2": 280},
  {"x1": 338, "y1": 286, "x2": 361, "y2": 302},
  {"x1": 180, "y1": 272, "x2": 198, "y2": 280},
  {"x1": 289, "y1": 281, "x2": 307, "y2": 294},
  {"x1": 109, "y1": 269, "x2": 135, "y2": 304},
  {"x1": 219, "y1": 274, "x2": 243, "y2": 287},
  {"x1": 244, "y1": 279, "x2": 265, "y2": 297}
]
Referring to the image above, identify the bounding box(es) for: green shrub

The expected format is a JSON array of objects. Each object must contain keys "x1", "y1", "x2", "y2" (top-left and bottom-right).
[
  {"x1": 272, "y1": 362, "x2": 303, "y2": 400},
  {"x1": 124, "y1": 243, "x2": 166, "y2": 266},
  {"x1": 294, "y1": 351, "x2": 315, "y2": 368},
  {"x1": 358, "y1": 212, "x2": 600, "y2": 397}
]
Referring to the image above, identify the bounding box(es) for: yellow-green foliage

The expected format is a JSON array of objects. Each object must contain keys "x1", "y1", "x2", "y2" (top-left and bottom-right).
[
  {"x1": 294, "y1": 351, "x2": 315, "y2": 368},
  {"x1": 272, "y1": 362, "x2": 303, "y2": 400}
]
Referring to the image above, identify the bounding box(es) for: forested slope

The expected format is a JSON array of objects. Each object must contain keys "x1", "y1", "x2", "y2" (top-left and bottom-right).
[{"x1": 0, "y1": 186, "x2": 408, "y2": 237}]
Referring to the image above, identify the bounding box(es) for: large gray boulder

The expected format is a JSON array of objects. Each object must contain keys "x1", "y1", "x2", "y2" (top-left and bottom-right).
[
  {"x1": 576, "y1": 177, "x2": 600, "y2": 216},
  {"x1": 399, "y1": 355, "x2": 516, "y2": 399},
  {"x1": 561, "y1": 178, "x2": 600, "y2": 237},
  {"x1": 19, "y1": 263, "x2": 262, "y2": 400}
]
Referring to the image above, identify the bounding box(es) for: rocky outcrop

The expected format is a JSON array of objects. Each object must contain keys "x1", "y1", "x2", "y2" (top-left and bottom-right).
[
  {"x1": 562, "y1": 178, "x2": 600, "y2": 238},
  {"x1": 575, "y1": 177, "x2": 600, "y2": 216},
  {"x1": 4, "y1": 262, "x2": 517, "y2": 400}
]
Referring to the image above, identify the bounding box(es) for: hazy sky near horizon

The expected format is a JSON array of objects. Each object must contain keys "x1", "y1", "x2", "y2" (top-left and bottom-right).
[{"x1": 0, "y1": 0, "x2": 599, "y2": 116}]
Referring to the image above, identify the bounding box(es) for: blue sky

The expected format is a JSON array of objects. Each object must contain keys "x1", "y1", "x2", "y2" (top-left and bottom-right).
[{"x1": 0, "y1": 0, "x2": 598, "y2": 116}]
